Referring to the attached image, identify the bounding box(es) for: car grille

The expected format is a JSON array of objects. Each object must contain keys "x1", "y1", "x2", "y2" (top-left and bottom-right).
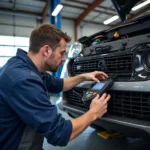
[
  {"x1": 68, "y1": 54, "x2": 132, "y2": 80},
  {"x1": 64, "y1": 88, "x2": 150, "y2": 121},
  {"x1": 65, "y1": 88, "x2": 85, "y2": 107},
  {"x1": 109, "y1": 91, "x2": 150, "y2": 121}
]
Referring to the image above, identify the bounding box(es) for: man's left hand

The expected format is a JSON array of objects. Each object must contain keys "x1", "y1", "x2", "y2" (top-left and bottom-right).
[{"x1": 82, "y1": 71, "x2": 108, "y2": 83}]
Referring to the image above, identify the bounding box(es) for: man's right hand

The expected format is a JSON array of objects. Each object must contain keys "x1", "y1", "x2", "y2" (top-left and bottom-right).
[
  {"x1": 89, "y1": 93, "x2": 111, "y2": 120},
  {"x1": 70, "y1": 93, "x2": 111, "y2": 141}
]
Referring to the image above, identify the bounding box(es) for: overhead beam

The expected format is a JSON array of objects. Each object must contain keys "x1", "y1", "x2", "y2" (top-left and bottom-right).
[
  {"x1": 62, "y1": 3, "x2": 115, "y2": 16},
  {"x1": 37, "y1": 0, "x2": 115, "y2": 17},
  {"x1": 62, "y1": 16, "x2": 75, "y2": 20},
  {"x1": 41, "y1": 0, "x2": 49, "y2": 23},
  {"x1": 65, "y1": 0, "x2": 115, "y2": 12},
  {"x1": 62, "y1": 3, "x2": 85, "y2": 10},
  {"x1": 75, "y1": 0, "x2": 104, "y2": 26}
]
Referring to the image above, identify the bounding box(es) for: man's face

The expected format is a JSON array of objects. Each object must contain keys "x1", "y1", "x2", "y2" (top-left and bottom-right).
[{"x1": 45, "y1": 38, "x2": 66, "y2": 72}]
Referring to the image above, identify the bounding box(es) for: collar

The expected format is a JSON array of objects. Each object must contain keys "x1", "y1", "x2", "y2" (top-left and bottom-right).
[{"x1": 16, "y1": 48, "x2": 43, "y2": 77}]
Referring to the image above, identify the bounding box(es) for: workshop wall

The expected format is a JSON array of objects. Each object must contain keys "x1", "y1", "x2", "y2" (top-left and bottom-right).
[
  {"x1": 0, "y1": 14, "x2": 36, "y2": 37},
  {"x1": 0, "y1": 14, "x2": 108, "y2": 41}
]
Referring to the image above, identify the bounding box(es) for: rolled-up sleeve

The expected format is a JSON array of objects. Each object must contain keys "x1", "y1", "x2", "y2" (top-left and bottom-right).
[
  {"x1": 7, "y1": 77, "x2": 72, "y2": 146},
  {"x1": 44, "y1": 73, "x2": 63, "y2": 93}
]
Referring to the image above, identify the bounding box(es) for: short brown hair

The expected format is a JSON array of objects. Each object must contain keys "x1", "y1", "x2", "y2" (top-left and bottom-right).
[{"x1": 29, "y1": 24, "x2": 71, "y2": 53}]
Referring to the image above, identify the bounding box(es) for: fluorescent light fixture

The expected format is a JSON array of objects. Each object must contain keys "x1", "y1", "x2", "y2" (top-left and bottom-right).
[
  {"x1": 103, "y1": 15, "x2": 119, "y2": 25},
  {"x1": 132, "y1": 0, "x2": 150, "y2": 11},
  {"x1": 52, "y1": 4, "x2": 63, "y2": 16}
]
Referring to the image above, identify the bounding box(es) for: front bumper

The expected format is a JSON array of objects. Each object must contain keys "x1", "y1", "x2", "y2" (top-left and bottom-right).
[
  {"x1": 57, "y1": 96, "x2": 150, "y2": 139},
  {"x1": 57, "y1": 80, "x2": 150, "y2": 139}
]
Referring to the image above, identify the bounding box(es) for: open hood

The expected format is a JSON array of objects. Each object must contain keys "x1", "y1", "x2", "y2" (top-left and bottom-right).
[{"x1": 111, "y1": 0, "x2": 141, "y2": 22}]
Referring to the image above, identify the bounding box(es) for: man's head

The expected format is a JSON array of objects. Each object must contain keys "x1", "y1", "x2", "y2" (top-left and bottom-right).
[{"x1": 29, "y1": 24, "x2": 71, "y2": 72}]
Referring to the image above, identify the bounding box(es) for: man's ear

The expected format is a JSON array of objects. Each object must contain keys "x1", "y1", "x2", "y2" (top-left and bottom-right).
[
  {"x1": 42, "y1": 45, "x2": 52, "y2": 57},
  {"x1": 47, "y1": 46, "x2": 52, "y2": 57}
]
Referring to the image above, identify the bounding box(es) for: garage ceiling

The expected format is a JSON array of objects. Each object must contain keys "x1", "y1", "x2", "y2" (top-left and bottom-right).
[{"x1": 0, "y1": 0, "x2": 149, "y2": 27}]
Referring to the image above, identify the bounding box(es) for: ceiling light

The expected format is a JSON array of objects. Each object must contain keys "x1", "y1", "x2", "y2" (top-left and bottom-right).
[
  {"x1": 103, "y1": 15, "x2": 119, "y2": 25},
  {"x1": 132, "y1": 0, "x2": 150, "y2": 11},
  {"x1": 52, "y1": 4, "x2": 63, "y2": 16}
]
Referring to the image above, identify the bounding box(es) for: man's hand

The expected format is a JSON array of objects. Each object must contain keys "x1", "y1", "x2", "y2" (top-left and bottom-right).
[
  {"x1": 89, "y1": 93, "x2": 111, "y2": 119},
  {"x1": 81, "y1": 71, "x2": 108, "y2": 83},
  {"x1": 70, "y1": 93, "x2": 111, "y2": 140}
]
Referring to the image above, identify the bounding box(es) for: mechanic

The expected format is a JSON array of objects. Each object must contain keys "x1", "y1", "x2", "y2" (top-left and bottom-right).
[{"x1": 0, "y1": 24, "x2": 111, "y2": 150}]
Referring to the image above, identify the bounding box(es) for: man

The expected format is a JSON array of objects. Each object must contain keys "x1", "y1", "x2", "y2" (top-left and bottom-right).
[{"x1": 0, "y1": 24, "x2": 110, "y2": 150}]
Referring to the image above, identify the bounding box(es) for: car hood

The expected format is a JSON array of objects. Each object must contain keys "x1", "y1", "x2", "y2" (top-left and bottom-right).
[{"x1": 111, "y1": 0, "x2": 141, "y2": 22}]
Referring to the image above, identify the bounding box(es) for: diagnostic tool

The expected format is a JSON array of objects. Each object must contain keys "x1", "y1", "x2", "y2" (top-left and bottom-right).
[{"x1": 82, "y1": 78, "x2": 113, "y2": 102}]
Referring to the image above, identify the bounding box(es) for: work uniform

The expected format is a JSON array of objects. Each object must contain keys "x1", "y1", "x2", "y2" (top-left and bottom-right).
[{"x1": 0, "y1": 49, "x2": 72, "y2": 150}]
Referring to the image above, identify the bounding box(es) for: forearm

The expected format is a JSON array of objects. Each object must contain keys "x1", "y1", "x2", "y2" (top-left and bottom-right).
[
  {"x1": 70, "y1": 110, "x2": 96, "y2": 140},
  {"x1": 63, "y1": 74, "x2": 85, "y2": 91},
  {"x1": 63, "y1": 71, "x2": 108, "y2": 91}
]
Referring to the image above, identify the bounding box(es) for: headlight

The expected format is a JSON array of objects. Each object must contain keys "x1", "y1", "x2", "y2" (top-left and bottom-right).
[{"x1": 68, "y1": 42, "x2": 82, "y2": 59}]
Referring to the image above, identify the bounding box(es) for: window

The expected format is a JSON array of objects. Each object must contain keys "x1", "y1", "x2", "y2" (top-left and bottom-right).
[{"x1": 0, "y1": 35, "x2": 29, "y2": 67}]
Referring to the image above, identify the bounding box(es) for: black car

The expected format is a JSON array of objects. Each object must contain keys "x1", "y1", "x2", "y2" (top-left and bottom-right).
[{"x1": 57, "y1": 0, "x2": 150, "y2": 140}]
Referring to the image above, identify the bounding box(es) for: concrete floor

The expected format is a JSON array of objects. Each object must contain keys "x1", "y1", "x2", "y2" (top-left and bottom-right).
[{"x1": 43, "y1": 96, "x2": 150, "y2": 150}]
